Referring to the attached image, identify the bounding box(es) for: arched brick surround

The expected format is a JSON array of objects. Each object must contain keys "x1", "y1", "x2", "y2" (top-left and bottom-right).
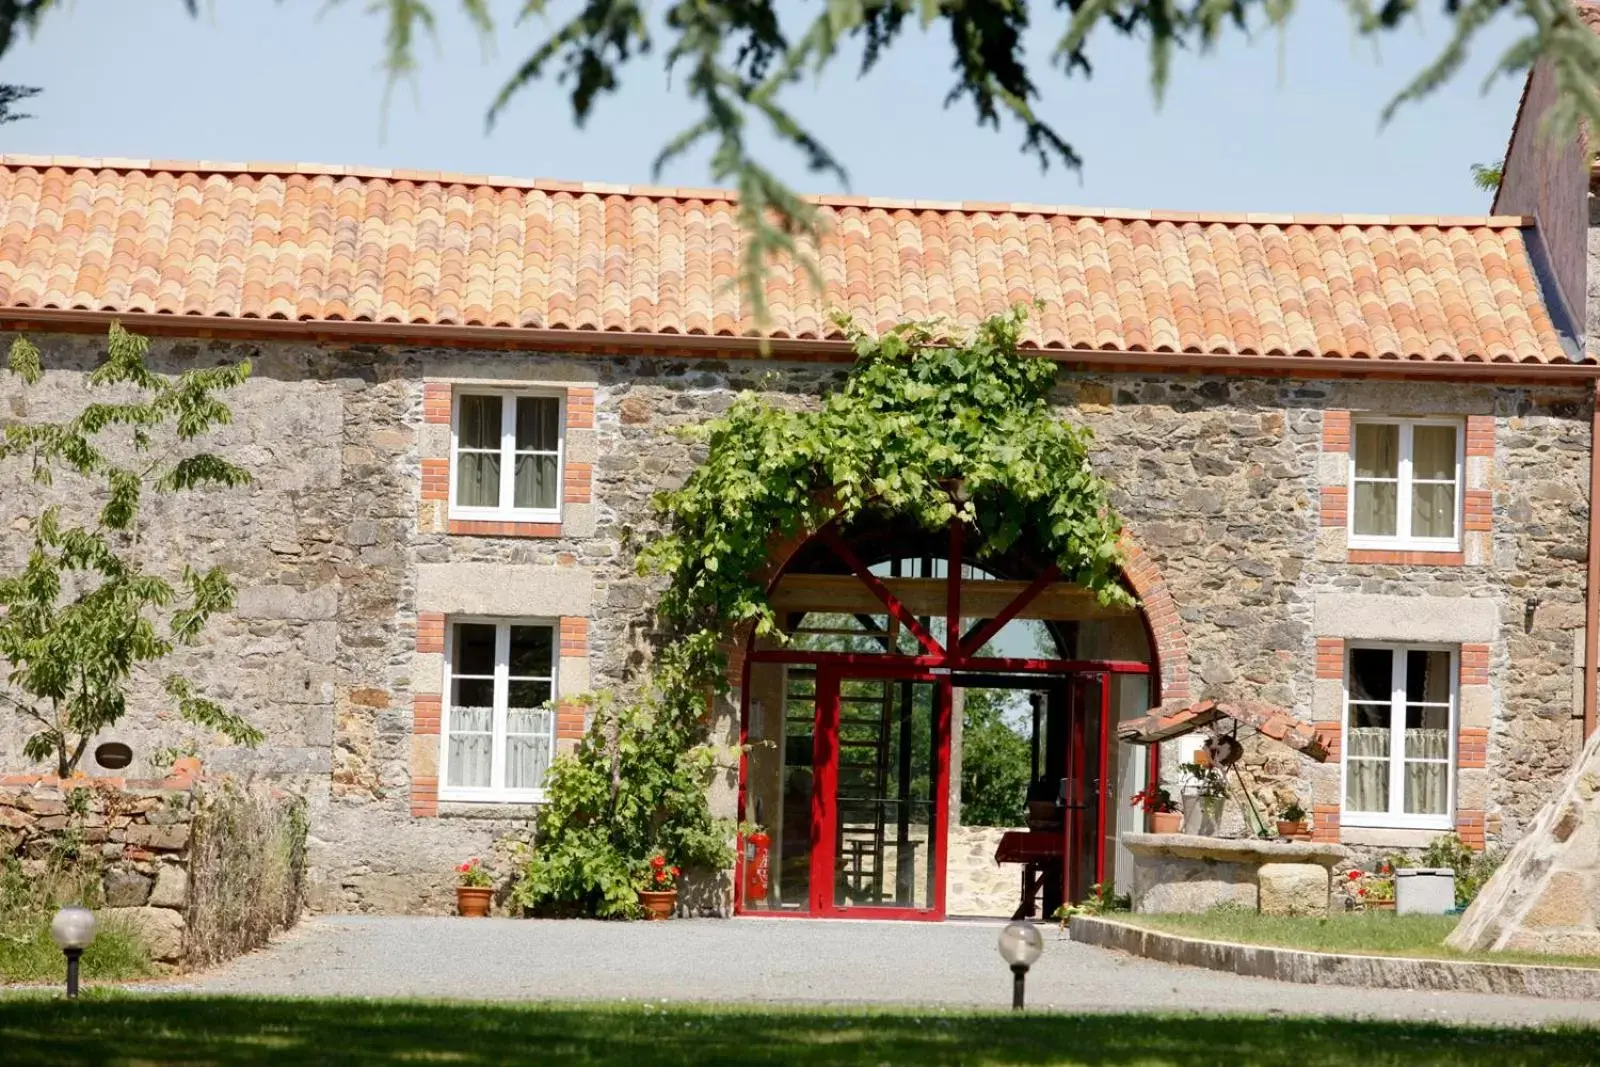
[{"x1": 1119, "y1": 534, "x2": 1191, "y2": 704}]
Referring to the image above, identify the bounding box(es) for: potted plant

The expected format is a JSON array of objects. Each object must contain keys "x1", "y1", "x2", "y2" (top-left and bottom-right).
[
  {"x1": 1275, "y1": 798, "x2": 1309, "y2": 839},
  {"x1": 1178, "y1": 761, "x2": 1228, "y2": 835},
  {"x1": 1130, "y1": 786, "x2": 1181, "y2": 834},
  {"x1": 455, "y1": 857, "x2": 493, "y2": 917},
  {"x1": 638, "y1": 854, "x2": 680, "y2": 920}
]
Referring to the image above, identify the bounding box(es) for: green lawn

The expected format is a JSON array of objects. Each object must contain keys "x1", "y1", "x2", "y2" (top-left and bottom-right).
[
  {"x1": 0, "y1": 997, "x2": 1596, "y2": 1066},
  {"x1": 1116, "y1": 911, "x2": 1600, "y2": 970}
]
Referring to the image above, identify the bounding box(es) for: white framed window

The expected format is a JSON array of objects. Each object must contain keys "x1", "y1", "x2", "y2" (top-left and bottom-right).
[
  {"x1": 439, "y1": 619, "x2": 558, "y2": 803},
  {"x1": 1341, "y1": 643, "x2": 1456, "y2": 830},
  {"x1": 449, "y1": 391, "x2": 565, "y2": 522},
  {"x1": 1348, "y1": 417, "x2": 1463, "y2": 550}
]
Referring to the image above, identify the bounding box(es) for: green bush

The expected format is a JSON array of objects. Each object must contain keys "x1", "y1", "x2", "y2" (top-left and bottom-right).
[
  {"x1": 0, "y1": 856, "x2": 153, "y2": 984},
  {"x1": 1421, "y1": 833, "x2": 1504, "y2": 908},
  {"x1": 959, "y1": 690, "x2": 1030, "y2": 827}
]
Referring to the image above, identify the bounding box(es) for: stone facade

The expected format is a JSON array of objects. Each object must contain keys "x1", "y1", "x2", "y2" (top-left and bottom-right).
[{"x1": 0, "y1": 328, "x2": 1592, "y2": 913}]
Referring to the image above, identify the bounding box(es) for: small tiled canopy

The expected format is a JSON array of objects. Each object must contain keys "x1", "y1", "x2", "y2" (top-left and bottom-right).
[{"x1": 1117, "y1": 698, "x2": 1330, "y2": 763}]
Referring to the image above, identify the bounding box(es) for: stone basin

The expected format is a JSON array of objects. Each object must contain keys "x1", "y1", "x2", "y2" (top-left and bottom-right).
[{"x1": 1121, "y1": 832, "x2": 1349, "y2": 916}]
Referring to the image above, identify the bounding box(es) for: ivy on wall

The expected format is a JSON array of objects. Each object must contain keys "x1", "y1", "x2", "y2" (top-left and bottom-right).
[{"x1": 518, "y1": 308, "x2": 1131, "y2": 916}]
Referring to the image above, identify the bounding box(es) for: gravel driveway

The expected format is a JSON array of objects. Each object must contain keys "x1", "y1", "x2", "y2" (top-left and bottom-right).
[{"x1": 150, "y1": 915, "x2": 1600, "y2": 1027}]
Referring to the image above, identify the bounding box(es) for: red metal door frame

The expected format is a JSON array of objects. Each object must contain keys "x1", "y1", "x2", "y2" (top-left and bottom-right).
[{"x1": 810, "y1": 663, "x2": 951, "y2": 921}]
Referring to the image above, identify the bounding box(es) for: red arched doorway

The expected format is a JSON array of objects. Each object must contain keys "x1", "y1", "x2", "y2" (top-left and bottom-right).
[{"x1": 736, "y1": 515, "x2": 1159, "y2": 921}]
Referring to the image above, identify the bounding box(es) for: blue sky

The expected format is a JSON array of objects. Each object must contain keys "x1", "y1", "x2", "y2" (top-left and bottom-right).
[{"x1": 0, "y1": 1, "x2": 1530, "y2": 215}]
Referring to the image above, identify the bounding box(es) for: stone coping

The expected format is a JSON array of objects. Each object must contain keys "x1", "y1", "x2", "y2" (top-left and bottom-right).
[
  {"x1": 1070, "y1": 916, "x2": 1600, "y2": 1001},
  {"x1": 1121, "y1": 832, "x2": 1348, "y2": 867}
]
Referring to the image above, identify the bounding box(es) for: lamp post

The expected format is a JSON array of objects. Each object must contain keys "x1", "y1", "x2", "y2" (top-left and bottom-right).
[
  {"x1": 50, "y1": 904, "x2": 96, "y2": 999},
  {"x1": 997, "y1": 920, "x2": 1043, "y2": 1010}
]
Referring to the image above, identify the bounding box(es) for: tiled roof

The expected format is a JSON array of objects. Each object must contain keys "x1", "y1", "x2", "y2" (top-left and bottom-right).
[
  {"x1": 1118, "y1": 698, "x2": 1330, "y2": 762},
  {"x1": 0, "y1": 155, "x2": 1576, "y2": 365}
]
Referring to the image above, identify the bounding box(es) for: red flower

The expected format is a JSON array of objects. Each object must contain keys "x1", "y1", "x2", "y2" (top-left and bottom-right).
[
  {"x1": 671, "y1": 867, "x2": 681, "y2": 877},
  {"x1": 1346, "y1": 870, "x2": 1361, "y2": 881},
  {"x1": 651, "y1": 855, "x2": 666, "y2": 868},
  {"x1": 456, "y1": 862, "x2": 470, "y2": 873},
  {"x1": 1358, "y1": 887, "x2": 1368, "y2": 897}
]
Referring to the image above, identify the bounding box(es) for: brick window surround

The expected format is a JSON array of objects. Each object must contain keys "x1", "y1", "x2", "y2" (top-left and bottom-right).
[
  {"x1": 410, "y1": 610, "x2": 591, "y2": 817},
  {"x1": 1317, "y1": 411, "x2": 1492, "y2": 568},
  {"x1": 420, "y1": 382, "x2": 594, "y2": 538},
  {"x1": 1310, "y1": 635, "x2": 1489, "y2": 847}
]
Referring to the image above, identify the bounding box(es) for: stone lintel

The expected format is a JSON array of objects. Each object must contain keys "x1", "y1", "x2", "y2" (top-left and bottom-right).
[
  {"x1": 1312, "y1": 593, "x2": 1498, "y2": 644},
  {"x1": 415, "y1": 563, "x2": 593, "y2": 617}
]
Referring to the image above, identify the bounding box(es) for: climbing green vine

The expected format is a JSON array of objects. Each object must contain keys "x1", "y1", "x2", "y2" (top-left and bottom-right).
[{"x1": 517, "y1": 307, "x2": 1130, "y2": 917}]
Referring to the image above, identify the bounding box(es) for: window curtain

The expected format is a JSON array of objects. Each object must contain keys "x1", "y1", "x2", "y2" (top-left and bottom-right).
[
  {"x1": 505, "y1": 707, "x2": 554, "y2": 790},
  {"x1": 447, "y1": 706, "x2": 493, "y2": 788},
  {"x1": 1410, "y1": 426, "x2": 1457, "y2": 538},
  {"x1": 456, "y1": 396, "x2": 502, "y2": 507},
  {"x1": 1403, "y1": 728, "x2": 1450, "y2": 814},
  {"x1": 1345, "y1": 727, "x2": 1389, "y2": 811}
]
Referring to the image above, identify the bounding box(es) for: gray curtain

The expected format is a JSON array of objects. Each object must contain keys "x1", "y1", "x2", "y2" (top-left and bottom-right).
[
  {"x1": 506, "y1": 707, "x2": 554, "y2": 791},
  {"x1": 447, "y1": 706, "x2": 493, "y2": 788},
  {"x1": 1345, "y1": 727, "x2": 1389, "y2": 812},
  {"x1": 1403, "y1": 728, "x2": 1449, "y2": 815}
]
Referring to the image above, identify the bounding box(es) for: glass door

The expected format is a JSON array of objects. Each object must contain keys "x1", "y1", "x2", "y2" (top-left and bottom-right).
[
  {"x1": 1061, "y1": 673, "x2": 1109, "y2": 906},
  {"x1": 813, "y1": 668, "x2": 949, "y2": 919}
]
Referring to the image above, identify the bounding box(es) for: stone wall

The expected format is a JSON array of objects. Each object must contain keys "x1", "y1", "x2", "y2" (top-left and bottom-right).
[
  {"x1": 946, "y1": 826, "x2": 1023, "y2": 917},
  {"x1": 0, "y1": 329, "x2": 1590, "y2": 912},
  {"x1": 1, "y1": 772, "x2": 199, "y2": 962}
]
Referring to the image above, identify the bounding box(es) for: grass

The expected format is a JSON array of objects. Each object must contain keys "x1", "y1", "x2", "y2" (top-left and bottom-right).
[
  {"x1": 0, "y1": 996, "x2": 1597, "y2": 1066},
  {"x1": 0, "y1": 913, "x2": 155, "y2": 984},
  {"x1": 1115, "y1": 910, "x2": 1600, "y2": 970}
]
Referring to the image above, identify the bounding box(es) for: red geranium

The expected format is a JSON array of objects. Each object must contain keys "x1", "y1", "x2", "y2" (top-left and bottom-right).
[{"x1": 642, "y1": 854, "x2": 678, "y2": 892}]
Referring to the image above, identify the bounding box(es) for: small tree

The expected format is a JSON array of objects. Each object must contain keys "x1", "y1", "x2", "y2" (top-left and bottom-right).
[{"x1": 0, "y1": 323, "x2": 262, "y2": 776}]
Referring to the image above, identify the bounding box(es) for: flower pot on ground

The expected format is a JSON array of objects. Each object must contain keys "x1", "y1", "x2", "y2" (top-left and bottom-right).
[
  {"x1": 455, "y1": 857, "x2": 494, "y2": 917},
  {"x1": 638, "y1": 853, "x2": 681, "y2": 920}
]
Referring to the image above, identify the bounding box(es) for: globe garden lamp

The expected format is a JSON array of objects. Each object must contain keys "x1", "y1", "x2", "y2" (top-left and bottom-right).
[
  {"x1": 50, "y1": 904, "x2": 96, "y2": 999},
  {"x1": 997, "y1": 920, "x2": 1043, "y2": 1010}
]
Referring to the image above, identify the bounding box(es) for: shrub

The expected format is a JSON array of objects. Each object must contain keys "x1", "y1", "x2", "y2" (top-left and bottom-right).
[
  {"x1": 185, "y1": 782, "x2": 308, "y2": 968},
  {"x1": 1422, "y1": 833, "x2": 1504, "y2": 908},
  {"x1": 0, "y1": 856, "x2": 153, "y2": 983}
]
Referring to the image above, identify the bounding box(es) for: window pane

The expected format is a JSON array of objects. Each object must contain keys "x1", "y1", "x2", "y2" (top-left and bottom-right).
[
  {"x1": 455, "y1": 452, "x2": 501, "y2": 508},
  {"x1": 447, "y1": 706, "x2": 492, "y2": 789},
  {"x1": 452, "y1": 677, "x2": 493, "y2": 708},
  {"x1": 1352, "y1": 482, "x2": 1398, "y2": 537},
  {"x1": 1354, "y1": 424, "x2": 1399, "y2": 478},
  {"x1": 1404, "y1": 762, "x2": 1448, "y2": 814},
  {"x1": 513, "y1": 453, "x2": 559, "y2": 510},
  {"x1": 1405, "y1": 650, "x2": 1452, "y2": 704},
  {"x1": 1411, "y1": 483, "x2": 1456, "y2": 539},
  {"x1": 516, "y1": 396, "x2": 561, "y2": 452},
  {"x1": 509, "y1": 680, "x2": 553, "y2": 708},
  {"x1": 453, "y1": 624, "x2": 497, "y2": 676},
  {"x1": 1412, "y1": 425, "x2": 1457, "y2": 481},
  {"x1": 507, "y1": 706, "x2": 553, "y2": 735},
  {"x1": 509, "y1": 626, "x2": 554, "y2": 676},
  {"x1": 506, "y1": 735, "x2": 552, "y2": 790},
  {"x1": 457, "y1": 395, "x2": 502, "y2": 450},
  {"x1": 1348, "y1": 648, "x2": 1393, "y2": 703}
]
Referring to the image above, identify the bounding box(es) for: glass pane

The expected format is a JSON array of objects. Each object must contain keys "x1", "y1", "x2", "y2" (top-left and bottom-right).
[
  {"x1": 1354, "y1": 423, "x2": 1399, "y2": 478},
  {"x1": 1411, "y1": 483, "x2": 1456, "y2": 539},
  {"x1": 1404, "y1": 762, "x2": 1447, "y2": 815},
  {"x1": 516, "y1": 396, "x2": 561, "y2": 451},
  {"x1": 513, "y1": 453, "x2": 559, "y2": 510},
  {"x1": 1352, "y1": 482, "x2": 1398, "y2": 537},
  {"x1": 457, "y1": 395, "x2": 502, "y2": 450},
  {"x1": 835, "y1": 679, "x2": 936, "y2": 911},
  {"x1": 1412, "y1": 425, "x2": 1457, "y2": 481},
  {"x1": 446, "y1": 706, "x2": 492, "y2": 789},
  {"x1": 1348, "y1": 648, "x2": 1393, "y2": 703},
  {"x1": 1405, "y1": 650, "x2": 1452, "y2": 704},
  {"x1": 508, "y1": 680, "x2": 552, "y2": 708},
  {"x1": 453, "y1": 624, "x2": 496, "y2": 676},
  {"x1": 506, "y1": 734, "x2": 552, "y2": 790},
  {"x1": 778, "y1": 668, "x2": 816, "y2": 911},
  {"x1": 455, "y1": 452, "x2": 500, "y2": 508},
  {"x1": 509, "y1": 626, "x2": 554, "y2": 677},
  {"x1": 1346, "y1": 757, "x2": 1389, "y2": 813},
  {"x1": 1347, "y1": 701, "x2": 1392, "y2": 815},
  {"x1": 508, "y1": 706, "x2": 553, "y2": 735},
  {"x1": 452, "y1": 677, "x2": 493, "y2": 708}
]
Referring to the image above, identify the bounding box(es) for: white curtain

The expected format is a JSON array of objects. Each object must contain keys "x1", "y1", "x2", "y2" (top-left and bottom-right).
[
  {"x1": 1345, "y1": 727, "x2": 1389, "y2": 812},
  {"x1": 447, "y1": 706, "x2": 493, "y2": 788},
  {"x1": 1404, "y1": 728, "x2": 1450, "y2": 815},
  {"x1": 506, "y1": 707, "x2": 554, "y2": 790}
]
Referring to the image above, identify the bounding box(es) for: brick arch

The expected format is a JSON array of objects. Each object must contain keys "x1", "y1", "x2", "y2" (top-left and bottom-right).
[{"x1": 1118, "y1": 533, "x2": 1191, "y2": 704}]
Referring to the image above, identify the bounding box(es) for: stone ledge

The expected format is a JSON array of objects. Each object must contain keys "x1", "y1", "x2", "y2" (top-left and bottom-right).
[
  {"x1": 1069, "y1": 916, "x2": 1600, "y2": 1001},
  {"x1": 1122, "y1": 832, "x2": 1347, "y2": 867}
]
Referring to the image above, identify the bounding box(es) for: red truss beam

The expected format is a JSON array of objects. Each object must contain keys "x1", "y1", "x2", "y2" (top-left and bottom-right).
[{"x1": 817, "y1": 528, "x2": 944, "y2": 656}]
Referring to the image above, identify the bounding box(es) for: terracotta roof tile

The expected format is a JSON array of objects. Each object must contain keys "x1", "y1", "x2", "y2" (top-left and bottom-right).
[
  {"x1": 0, "y1": 155, "x2": 1574, "y2": 363},
  {"x1": 1119, "y1": 698, "x2": 1331, "y2": 763}
]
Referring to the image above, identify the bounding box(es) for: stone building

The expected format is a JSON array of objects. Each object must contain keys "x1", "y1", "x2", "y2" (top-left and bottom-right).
[{"x1": 0, "y1": 116, "x2": 1596, "y2": 917}]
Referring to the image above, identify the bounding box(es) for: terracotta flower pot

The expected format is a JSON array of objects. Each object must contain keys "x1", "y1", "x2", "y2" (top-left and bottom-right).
[
  {"x1": 1150, "y1": 811, "x2": 1182, "y2": 834},
  {"x1": 1276, "y1": 820, "x2": 1308, "y2": 839},
  {"x1": 456, "y1": 886, "x2": 493, "y2": 918},
  {"x1": 639, "y1": 889, "x2": 677, "y2": 920},
  {"x1": 1369, "y1": 899, "x2": 1396, "y2": 912}
]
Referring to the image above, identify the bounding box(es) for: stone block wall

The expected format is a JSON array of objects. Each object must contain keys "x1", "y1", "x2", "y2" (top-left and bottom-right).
[
  {"x1": 1, "y1": 772, "x2": 198, "y2": 962},
  {"x1": 0, "y1": 329, "x2": 1592, "y2": 912}
]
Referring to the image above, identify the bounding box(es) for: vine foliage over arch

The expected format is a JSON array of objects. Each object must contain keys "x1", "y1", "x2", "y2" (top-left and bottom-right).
[
  {"x1": 516, "y1": 308, "x2": 1132, "y2": 918},
  {"x1": 644, "y1": 305, "x2": 1133, "y2": 674}
]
